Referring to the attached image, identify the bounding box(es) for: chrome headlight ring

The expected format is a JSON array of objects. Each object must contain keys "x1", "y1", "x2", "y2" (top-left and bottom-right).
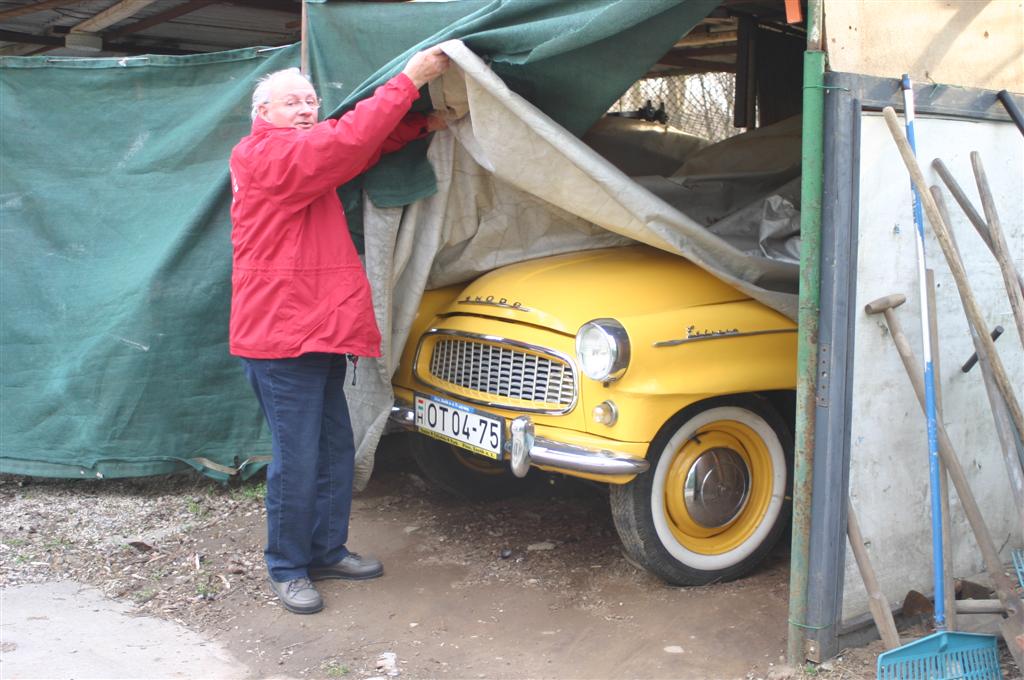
[{"x1": 575, "y1": 318, "x2": 630, "y2": 382}]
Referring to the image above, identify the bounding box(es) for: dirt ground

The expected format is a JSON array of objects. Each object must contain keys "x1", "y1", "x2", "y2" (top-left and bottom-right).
[
  {"x1": 3, "y1": 434, "x2": 1015, "y2": 679},
  {"x1": 209, "y1": 435, "x2": 806, "y2": 680}
]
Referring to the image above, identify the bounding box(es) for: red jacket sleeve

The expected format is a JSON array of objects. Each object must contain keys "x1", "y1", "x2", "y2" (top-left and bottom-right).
[
  {"x1": 382, "y1": 112, "x2": 430, "y2": 154},
  {"x1": 349, "y1": 112, "x2": 431, "y2": 179},
  {"x1": 248, "y1": 74, "x2": 422, "y2": 206}
]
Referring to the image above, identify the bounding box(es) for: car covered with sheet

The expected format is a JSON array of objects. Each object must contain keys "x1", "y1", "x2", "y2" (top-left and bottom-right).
[{"x1": 391, "y1": 242, "x2": 796, "y2": 586}]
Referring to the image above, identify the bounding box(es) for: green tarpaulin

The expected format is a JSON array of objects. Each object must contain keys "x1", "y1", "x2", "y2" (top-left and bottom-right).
[
  {"x1": 1, "y1": 46, "x2": 301, "y2": 479},
  {"x1": 0, "y1": 0, "x2": 716, "y2": 480}
]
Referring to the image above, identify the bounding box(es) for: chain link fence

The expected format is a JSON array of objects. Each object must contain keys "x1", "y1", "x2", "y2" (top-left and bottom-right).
[{"x1": 608, "y1": 72, "x2": 741, "y2": 142}]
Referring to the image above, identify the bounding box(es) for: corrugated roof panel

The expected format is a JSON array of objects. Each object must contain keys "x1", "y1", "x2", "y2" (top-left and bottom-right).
[
  {"x1": 134, "y1": 6, "x2": 298, "y2": 49},
  {"x1": 0, "y1": 0, "x2": 299, "y2": 56},
  {"x1": 1, "y1": 0, "x2": 118, "y2": 34}
]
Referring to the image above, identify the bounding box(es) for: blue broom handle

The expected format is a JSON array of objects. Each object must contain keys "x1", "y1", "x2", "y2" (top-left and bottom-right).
[{"x1": 902, "y1": 73, "x2": 946, "y2": 630}]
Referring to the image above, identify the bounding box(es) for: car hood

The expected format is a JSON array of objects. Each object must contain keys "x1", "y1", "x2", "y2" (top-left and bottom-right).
[{"x1": 438, "y1": 245, "x2": 749, "y2": 334}]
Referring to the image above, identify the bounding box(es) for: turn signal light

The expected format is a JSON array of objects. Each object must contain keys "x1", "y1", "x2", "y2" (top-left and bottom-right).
[{"x1": 592, "y1": 400, "x2": 618, "y2": 426}]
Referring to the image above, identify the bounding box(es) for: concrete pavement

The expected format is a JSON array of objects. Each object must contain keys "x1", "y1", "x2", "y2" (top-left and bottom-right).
[{"x1": 1, "y1": 581, "x2": 248, "y2": 679}]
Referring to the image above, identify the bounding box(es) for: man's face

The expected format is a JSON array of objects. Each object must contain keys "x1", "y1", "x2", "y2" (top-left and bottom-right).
[{"x1": 259, "y1": 73, "x2": 319, "y2": 130}]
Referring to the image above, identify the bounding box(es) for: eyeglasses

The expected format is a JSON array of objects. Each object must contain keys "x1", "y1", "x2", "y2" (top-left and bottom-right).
[{"x1": 269, "y1": 96, "x2": 321, "y2": 110}]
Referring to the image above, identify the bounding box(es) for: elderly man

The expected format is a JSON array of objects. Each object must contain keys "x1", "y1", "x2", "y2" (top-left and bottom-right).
[{"x1": 229, "y1": 47, "x2": 449, "y2": 614}]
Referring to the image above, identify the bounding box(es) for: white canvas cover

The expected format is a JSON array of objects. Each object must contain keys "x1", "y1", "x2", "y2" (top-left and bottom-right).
[{"x1": 349, "y1": 40, "x2": 800, "y2": 486}]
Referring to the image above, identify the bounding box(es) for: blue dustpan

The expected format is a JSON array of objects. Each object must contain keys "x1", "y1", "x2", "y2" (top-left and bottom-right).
[{"x1": 877, "y1": 630, "x2": 1001, "y2": 680}]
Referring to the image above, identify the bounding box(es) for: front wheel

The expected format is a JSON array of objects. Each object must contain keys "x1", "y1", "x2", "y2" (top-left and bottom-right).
[
  {"x1": 610, "y1": 395, "x2": 791, "y2": 585},
  {"x1": 410, "y1": 434, "x2": 519, "y2": 501}
]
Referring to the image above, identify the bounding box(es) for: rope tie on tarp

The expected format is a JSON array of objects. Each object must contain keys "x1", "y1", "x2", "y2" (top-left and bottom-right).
[{"x1": 189, "y1": 455, "x2": 273, "y2": 477}]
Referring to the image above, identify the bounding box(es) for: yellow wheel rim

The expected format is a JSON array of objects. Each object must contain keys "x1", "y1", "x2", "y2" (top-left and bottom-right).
[{"x1": 662, "y1": 419, "x2": 775, "y2": 555}]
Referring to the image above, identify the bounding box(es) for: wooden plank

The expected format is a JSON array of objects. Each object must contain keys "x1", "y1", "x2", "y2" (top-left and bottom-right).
[
  {"x1": 0, "y1": 28, "x2": 62, "y2": 46},
  {"x1": 109, "y1": 0, "x2": 220, "y2": 37},
  {"x1": 656, "y1": 54, "x2": 735, "y2": 73},
  {"x1": 675, "y1": 29, "x2": 737, "y2": 48},
  {"x1": 0, "y1": 0, "x2": 90, "y2": 22},
  {"x1": 70, "y1": 0, "x2": 161, "y2": 34},
  {"x1": 223, "y1": 0, "x2": 300, "y2": 14},
  {"x1": 0, "y1": 42, "x2": 52, "y2": 55},
  {"x1": 666, "y1": 45, "x2": 737, "y2": 58},
  {"x1": 733, "y1": 16, "x2": 756, "y2": 128}
]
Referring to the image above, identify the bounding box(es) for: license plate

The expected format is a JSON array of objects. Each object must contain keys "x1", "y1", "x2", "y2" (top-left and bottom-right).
[{"x1": 414, "y1": 393, "x2": 504, "y2": 460}]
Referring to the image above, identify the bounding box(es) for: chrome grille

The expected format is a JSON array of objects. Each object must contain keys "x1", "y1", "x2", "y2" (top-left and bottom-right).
[{"x1": 426, "y1": 337, "x2": 575, "y2": 409}]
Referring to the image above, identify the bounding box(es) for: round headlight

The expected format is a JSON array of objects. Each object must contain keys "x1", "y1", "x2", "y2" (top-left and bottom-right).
[{"x1": 575, "y1": 319, "x2": 630, "y2": 382}]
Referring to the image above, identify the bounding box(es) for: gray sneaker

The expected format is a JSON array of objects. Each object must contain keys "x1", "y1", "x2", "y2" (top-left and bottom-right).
[
  {"x1": 268, "y1": 577, "x2": 323, "y2": 614},
  {"x1": 308, "y1": 553, "x2": 384, "y2": 581}
]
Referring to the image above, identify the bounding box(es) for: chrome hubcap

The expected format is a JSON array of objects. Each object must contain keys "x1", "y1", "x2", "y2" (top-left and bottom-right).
[{"x1": 683, "y1": 447, "x2": 751, "y2": 529}]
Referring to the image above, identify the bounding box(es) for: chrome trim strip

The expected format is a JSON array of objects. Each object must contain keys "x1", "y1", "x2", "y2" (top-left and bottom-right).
[
  {"x1": 526, "y1": 436, "x2": 650, "y2": 476},
  {"x1": 412, "y1": 329, "x2": 579, "y2": 416},
  {"x1": 389, "y1": 404, "x2": 415, "y2": 427},
  {"x1": 389, "y1": 405, "x2": 648, "y2": 477},
  {"x1": 384, "y1": 405, "x2": 416, "y2": 435},
  {"x1": 652, "y1": 327, "x2": 797, "y2": 348},
  {"x1": 390, "y1": 404, "x2": 415, "y2": 422}
]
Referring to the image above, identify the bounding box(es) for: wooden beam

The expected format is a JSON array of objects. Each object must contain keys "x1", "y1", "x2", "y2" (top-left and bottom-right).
[
  {"x1": 0, "y1": 29, "x2": 62, "y2": 46},
  {"x1": 666, "y1": 45, "x2": 738, "y2": 58},
  {"x1": 0, "y1": 42, "x2": 51, "y2": 55},
  {"x1": 108, "y1": 0, "x2": 220, "y2": 37},
  {"x1": 656, "y1": 54, "x2": 736, "y2": 73},
  {"x1": 0, "y1": 27, "x2": 196, "y2": 55},
  {"x1": 733, "y1": 15, "x2": 757, "y2": 128},
  {"x1": 70, "y1": 0, "x2": 161, "y2": 34},
  {"x1": 674, "y1": 29, "x2": 737, "y2": 48},
  {"x1": 0, "y1": 0, "x2": 90, "y2": 22},
  {"x1": 222, "y1": 0, "x2": 301, "y2": 14}
]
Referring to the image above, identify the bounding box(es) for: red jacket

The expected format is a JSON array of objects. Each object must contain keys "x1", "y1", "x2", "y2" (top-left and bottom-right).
[{"x1": 229, "y1": 74, "x2": 425, "y2": 359}]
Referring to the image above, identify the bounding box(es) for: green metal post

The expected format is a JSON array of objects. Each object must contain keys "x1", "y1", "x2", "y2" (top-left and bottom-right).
[{"x1": 787, "y1": 0, "x2": 825, "y2": 666}]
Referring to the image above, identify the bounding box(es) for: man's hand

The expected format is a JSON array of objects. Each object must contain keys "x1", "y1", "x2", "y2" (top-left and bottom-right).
[
  {"x1": 402, "y1": 46, "x2": 451, "y2": 89},
  {"x1": 425, "y1": 112, "x2": 448, "y2": 132}
]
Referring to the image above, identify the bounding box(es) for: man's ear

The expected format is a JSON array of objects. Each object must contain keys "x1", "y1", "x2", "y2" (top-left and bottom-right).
[{"x1": 256, "y1": 104, "x2": 269, "y2": 121}]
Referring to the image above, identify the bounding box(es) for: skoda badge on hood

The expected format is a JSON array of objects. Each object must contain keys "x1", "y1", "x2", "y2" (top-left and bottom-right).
[{"x1": 457, "y1": 295, "x2": 531, "y2": 312}]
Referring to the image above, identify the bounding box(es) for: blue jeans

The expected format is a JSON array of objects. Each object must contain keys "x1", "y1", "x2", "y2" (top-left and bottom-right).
[{"x1": 242, "y1": 353, "x2": 354, "y2": 582}]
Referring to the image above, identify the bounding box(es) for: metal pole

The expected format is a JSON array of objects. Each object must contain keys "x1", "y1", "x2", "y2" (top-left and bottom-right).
[
  {"x1": 300, "y1": 0, "x2": 309, "y2": 77},
  {"x1": 900, "y1": 74, "x2": 946, "y2": 630},
  {"x1": 787, "y1": 0, "x2": 824, "y2": 665}
]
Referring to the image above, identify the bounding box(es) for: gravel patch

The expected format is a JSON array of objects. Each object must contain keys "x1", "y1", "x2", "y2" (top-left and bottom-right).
[{"x1": 0, "y1": 473, "x2": 273, "y2": 628}]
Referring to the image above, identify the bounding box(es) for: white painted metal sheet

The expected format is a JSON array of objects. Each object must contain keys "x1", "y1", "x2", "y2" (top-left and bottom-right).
[{"x1": 844, "y1": 112, "x2": 1024, "y2": 623}]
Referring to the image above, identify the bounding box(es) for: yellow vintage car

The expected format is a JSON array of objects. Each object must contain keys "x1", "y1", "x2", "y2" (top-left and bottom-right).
[{"x1": 391, "y1": 244, "x2": 797, "y2": 585}]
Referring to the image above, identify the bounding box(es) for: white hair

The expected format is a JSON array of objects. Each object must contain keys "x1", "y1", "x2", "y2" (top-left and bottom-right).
[{"x1": 251, "y1": 67, "x2": 313, "y2": 120}]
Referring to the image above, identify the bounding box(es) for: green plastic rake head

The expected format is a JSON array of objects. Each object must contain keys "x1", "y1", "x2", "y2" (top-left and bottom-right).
[{"x1": 877, "y1": 631, "x2": 1001, "y2": 680}]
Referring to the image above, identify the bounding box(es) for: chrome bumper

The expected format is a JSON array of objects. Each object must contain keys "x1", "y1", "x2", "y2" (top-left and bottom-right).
[{"x1": 389, "y1": 405, "x2": 649, "y2": 479}]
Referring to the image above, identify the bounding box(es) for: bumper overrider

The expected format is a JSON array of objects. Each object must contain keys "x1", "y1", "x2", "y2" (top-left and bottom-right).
[{"x1": 389, "y1": 404, "x2": 650, "y2": 479}]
